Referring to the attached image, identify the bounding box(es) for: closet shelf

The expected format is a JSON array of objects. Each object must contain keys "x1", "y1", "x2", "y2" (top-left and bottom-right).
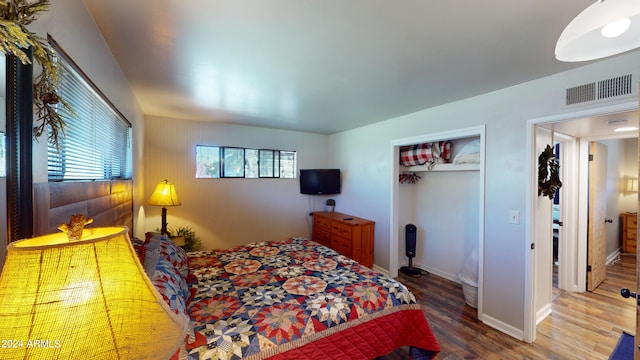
[{"x1": 400, "y1": 163, "x2": 480, "y2": 172}]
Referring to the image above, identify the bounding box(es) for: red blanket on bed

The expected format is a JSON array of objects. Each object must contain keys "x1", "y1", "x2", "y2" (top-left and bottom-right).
[{"x1": 177, "y1": 237, "x2": 440, "y2": 359}]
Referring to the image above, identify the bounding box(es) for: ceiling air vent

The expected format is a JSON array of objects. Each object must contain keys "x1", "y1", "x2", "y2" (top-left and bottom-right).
[
  {"x1": 598, "y1": 74, "x2": 632, "y2": 100},
  {"x1": 566, "y1": 82, "x2": 596, "y2": 105},
  {"x1": 565, "y1": 74, "x2": 633, "y2": 106}
]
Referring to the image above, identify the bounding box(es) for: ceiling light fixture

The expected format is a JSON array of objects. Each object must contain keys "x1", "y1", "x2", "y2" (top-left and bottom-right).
[
  {"x1": 608, "y1": 119, "x2": 638, "y2": 131},
  {"x1": 555, "y1": 0, "x2": 640, "y2": 62},
  {"x1": 614, "y1": 126, "x2": 639, "y2": 132}
]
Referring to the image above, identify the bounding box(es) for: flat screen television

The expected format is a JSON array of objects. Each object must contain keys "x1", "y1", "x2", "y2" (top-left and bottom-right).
[{"x1": 299, "y1": 169, "x2": 341, "y2": 195}]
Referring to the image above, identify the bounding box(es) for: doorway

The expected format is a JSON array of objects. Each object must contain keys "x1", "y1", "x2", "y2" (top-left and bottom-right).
[{"x1": 525, "y1": 102, "x2": 639, "y2": 343}]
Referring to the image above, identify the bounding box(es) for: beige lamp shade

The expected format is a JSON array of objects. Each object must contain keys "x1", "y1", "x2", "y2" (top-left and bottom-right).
[
  {"x1": 148, "y1": 180, "x2": 182, "y2": 206},
  {"x1": 627, "y1": 178, "x2": 638, "y2": 192},
  {"x1": 148, "y1": 180, "x2": 182, "y2": 234},
  {"x1": 0, "y1": 227, "x2": 188, "y2": 359}
]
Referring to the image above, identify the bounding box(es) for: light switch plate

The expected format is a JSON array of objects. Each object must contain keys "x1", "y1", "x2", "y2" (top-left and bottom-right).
[{"x1": 509, "y1": 210, "x2": 520, "y2": 224}]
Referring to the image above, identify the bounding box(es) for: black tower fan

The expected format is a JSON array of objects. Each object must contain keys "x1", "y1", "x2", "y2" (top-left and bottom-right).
[{"x1": 400, "y1": 224, "x2": 421, "y2": 276}]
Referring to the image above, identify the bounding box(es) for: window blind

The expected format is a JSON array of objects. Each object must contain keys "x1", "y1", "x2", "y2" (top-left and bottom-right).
[{"x1": 47, "y1": 45, "x2": 132, "y2": 181}]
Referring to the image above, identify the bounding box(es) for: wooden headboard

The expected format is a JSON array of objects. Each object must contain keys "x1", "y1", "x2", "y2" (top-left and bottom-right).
[{"x1": 33, "y1": 180, "x2": 133, "y2": 237}]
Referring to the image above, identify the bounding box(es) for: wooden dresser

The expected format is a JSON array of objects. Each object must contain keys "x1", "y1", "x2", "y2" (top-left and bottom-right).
[
  {"x1": 312, "y1": 211, "x2": 375, "y2": 268},
  {"x1": 622, "y1": 212, "x2": 637, "y2": 254}
]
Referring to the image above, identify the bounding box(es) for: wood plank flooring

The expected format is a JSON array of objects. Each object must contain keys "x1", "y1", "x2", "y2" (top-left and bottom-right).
[{"x1": 377, "y1": 254, "x2": 636, "y2": 359}]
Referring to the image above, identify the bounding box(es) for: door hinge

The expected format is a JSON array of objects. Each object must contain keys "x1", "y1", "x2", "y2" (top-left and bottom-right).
[
  {"x1": 587, "y1": 265, "x2": 592, "y2": 272},
  {"x1": 589, "y1": 154, "x2": 593, "y2": 161}
]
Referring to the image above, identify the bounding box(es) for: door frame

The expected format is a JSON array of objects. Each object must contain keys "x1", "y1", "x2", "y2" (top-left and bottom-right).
[
  {"x1": 525, "y1": 100, "x2": 638, "y2": 342},
  {"x1": 551, "y1": 132, "x2": 580, "y2": 292}
]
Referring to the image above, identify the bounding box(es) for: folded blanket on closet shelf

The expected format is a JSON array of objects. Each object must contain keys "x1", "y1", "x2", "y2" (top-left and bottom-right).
[{"x1": 400, "y1": 141, "x2": 451, "y2": 168}]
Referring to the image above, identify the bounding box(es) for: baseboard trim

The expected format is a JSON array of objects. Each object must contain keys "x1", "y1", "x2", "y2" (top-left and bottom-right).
[
  {"x1": 536, "y1": 303, "x2": 553, "y2": 325},
  {"x1": 606, "y1": 249, "x2": 621, "y2": 266},
  {"x1": 372, "y1": 264, "x2": 390, "y2": 277},
  {"x1": 399, "y1": 260, "x2": 459, "y2": 283},
  {"x1": 481, "y1": 313, "x2": 525, "y2": 341}
]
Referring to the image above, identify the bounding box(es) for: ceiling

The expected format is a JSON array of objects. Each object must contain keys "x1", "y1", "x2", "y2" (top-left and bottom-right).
[{"x1": 82, "y1": 0, "x2": 637, "y2": 137}]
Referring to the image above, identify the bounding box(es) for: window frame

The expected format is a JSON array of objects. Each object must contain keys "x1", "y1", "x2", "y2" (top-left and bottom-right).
[
  {"x1": 195, "y1": 145, "x2": 296, "y2": 179},
  {"x1": 47, "y1": 36, "x2": 132, "y2": 181},
  {"x1": 222, "y1": 147, "x2": 246, "y2": 178}
]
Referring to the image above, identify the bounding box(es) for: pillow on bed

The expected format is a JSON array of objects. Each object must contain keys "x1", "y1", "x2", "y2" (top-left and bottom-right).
[
  {"x1": 144, "y1": 233, "x2": 189, "y2": 278},
  {"x1": 158, "y1": 236, "x2": 189, "y2": 278},
  {"x1": 150, "y1": 254, "x2": 190, "y2": 316},
  {"x1": 133, "y1": 245, "x2": 147, "y2": 264},
  {"x1": 141, "y1": 233, "x2": 190, "y2": 309},
  {"x1": 129, "y1": 237, "x2": 147, "y2": 264}
]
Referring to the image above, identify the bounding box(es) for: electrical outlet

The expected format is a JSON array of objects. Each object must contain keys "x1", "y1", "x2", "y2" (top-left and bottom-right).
[{"x1": 509, "y1": 210, "x2": 520, "y2": 224}]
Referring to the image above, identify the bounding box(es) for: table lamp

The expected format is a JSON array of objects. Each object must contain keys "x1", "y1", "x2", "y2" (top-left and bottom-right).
[
  {"x1": 148, "y1": 179, "x2": 182, "y2": 234},
  {"x1": 0, "y1": 226, "x2": 188, "y2": 359}
]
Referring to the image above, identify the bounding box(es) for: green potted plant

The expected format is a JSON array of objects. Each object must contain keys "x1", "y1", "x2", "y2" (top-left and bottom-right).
[
  {"x1": 326, "y1": 198, "x2": 335, "y2": 212},
  {"x1": 157, "y1": 226, "x2": 201, "y2": 252},
  {"x1": 173, "y1": 226, "x2": 201, "y2": 252}
]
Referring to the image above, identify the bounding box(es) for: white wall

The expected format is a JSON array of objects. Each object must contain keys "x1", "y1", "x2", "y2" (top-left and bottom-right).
[
  {"x1": 143, "y1": 116, "x2": 329, "y2": 250},
  {"x1": 398, "y1": 169, "x2": 480, "y2": 281},
  {"x1": 26, "y1": 0, "x2": 146, "y2": 238},
  {"x1": 328, "y1": 50, "x2": 640, "y2": 336}
]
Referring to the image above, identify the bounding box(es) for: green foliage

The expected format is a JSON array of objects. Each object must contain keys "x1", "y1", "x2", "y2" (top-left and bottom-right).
[
  {"x1": 159, "y1": 226, "x2": 202, "y2": 252},
  {"x1": 0, "y1": 0, "x2": 73, "y2": 149},
  {"x1": 173, "y1": 226, "x2": 201, "y2": 252}
]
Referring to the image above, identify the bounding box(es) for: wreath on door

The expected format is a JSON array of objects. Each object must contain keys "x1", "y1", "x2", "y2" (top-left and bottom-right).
[{"x1": 538, "y1": 144, "x2": 562, "y2": 199}]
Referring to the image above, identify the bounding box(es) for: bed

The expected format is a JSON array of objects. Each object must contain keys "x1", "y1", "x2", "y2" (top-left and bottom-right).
[{"x1": 139, "y1": 234, "x2": 440, "y2": 360}]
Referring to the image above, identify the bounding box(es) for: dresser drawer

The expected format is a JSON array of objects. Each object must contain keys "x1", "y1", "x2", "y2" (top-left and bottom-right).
[
  {"x1": 331, "y1": 221, "x2": 352, "y2": 238},
  {"x1": 331, "y1": 235, "x2": 352, "y2": 257},
  {"x1": 627, "y1": 241, "x2": 637, "y2": 254},
  {"x1": 312, "y1": 211, "x2": 375, "y2": 268},
  {"x1": 627, "y1": 228, "x2": 637, "y2": 240},
  {"x1": 313, "y1": 229, "x2": 331, "y2": 247},
  {"x1": 314, "y1": 216, "x2": 331, "y2": 232},
  {"x1": 628, "y1": 216, "x2": 638, "y2": 229}
]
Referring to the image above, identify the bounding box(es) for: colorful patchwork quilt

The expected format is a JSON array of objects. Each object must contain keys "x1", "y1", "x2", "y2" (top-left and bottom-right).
[{"x1": 181, "y1": 237, "x2": 440, "y2": 359}]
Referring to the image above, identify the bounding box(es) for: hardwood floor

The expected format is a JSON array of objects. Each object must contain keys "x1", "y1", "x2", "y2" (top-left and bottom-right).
[{"x1": 378, "y1": 254, "x2": 636, "y2": 359}]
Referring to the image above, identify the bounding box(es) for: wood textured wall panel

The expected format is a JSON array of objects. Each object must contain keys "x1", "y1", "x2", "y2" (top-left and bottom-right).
[
  {"x1": 115, "y1": 201, "x2": 134, "y2": 232},
  {"x1": 92, "y1": 209, "x2": 117, "y2": 228},
  {"x1": 48, "y1": 181, "x2": 111, "y2": 208},
  {"x1": 33, "y1": 180, "x2": 134, "y2": 236},
  {"x1": 111, "y1": 180, "x2": 132, "y2": 194},
  {"x1": 48, "y1": 202, "x2": 89, "y2": 234},
  {"x1": 87, "y1": 195, "x2": 113, "y2": 217}
]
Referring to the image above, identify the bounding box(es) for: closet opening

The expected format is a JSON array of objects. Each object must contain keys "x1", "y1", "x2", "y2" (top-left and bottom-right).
[{"x1": 390, "y1": 125, "x2": 486, "y2": 319}]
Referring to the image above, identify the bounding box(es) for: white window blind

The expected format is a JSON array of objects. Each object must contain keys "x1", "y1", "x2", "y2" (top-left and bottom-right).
[{"x1": 47, "y1": 44, "x2": 132, "y2": 181}]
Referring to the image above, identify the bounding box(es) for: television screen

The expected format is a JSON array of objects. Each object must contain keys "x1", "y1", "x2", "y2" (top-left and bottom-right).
[{"x1": 300, "y1": 169, "x2": 341, "y2": 195}]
